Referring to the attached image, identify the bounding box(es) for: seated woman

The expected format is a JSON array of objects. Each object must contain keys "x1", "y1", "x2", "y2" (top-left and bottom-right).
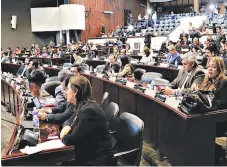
[
  {"x1": 118, "y1": 55, "x2": 134, "y2": 78},
  {"x1": 60, "y1": 75, "x2": 117, "y2": 165},
  {"x1": 104, "y1": 54, "x2": 120, "y2": 73},
  {"x1": 199, "y1": 57, "x2": 227, "y2": 164},
  {"x1": 38, "y1": 76, "x2": 75, "y2": 124},
  {"x1": 73, "y1": 51, "x2": 83, "y2": 64},
  {"x1": 140, "y1": 46, "x2": 153, "y2": 64},
  {"x1": 28, "y1": 70, "x2": 47, "y2": 97},
  {"x1": 125, "y1": 43, "x2": 133, "y2": 55},
  {"x1": 201, "y1": 46, "x2": 217, "y2": 68}
]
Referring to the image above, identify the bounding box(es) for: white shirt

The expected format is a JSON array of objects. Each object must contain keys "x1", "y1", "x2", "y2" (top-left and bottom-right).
[{"x1": 181, "y1": 71, "x2": 192, "y2": 89}]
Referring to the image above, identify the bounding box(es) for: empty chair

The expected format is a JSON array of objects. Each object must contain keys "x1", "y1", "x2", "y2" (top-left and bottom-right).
[
  {"x1": 45, "y1": 76, "x2": 58, "y2": 83},
  {"x1": 134, "y1": 68, "x2": 146, "y2": 81},
  {"x1": 141, "y1": 72, "x2": 163, "y2": 83},
  {"x1": 113, "y1": 112, "x2": 144, "y2": 166},
  {"x1": 42, "y1": 81, "x2": 61, "y2": 97},
  {"x1": 151, "y1": 78, "x2": 171, "y2": 87},
  {"x1": 96, "y1": 64, "x2": 105, "y2": 73},
  {"x1": 63, "y1": 63, "x2": 73, "y2": 69},
  {"x1": 105, "y1": 102, "x2": 119, "y2": 131},
  {"x1": 100, "y1": 92, "x2": 109, "y2": 111}
]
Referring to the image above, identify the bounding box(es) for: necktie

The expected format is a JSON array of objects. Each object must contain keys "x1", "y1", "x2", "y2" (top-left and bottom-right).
[
  {"x1": 181, "y1": 73, "x2": 191, "y2": 89},
  {"x1": 21, "y1": 65, "x2": 27, "y2": 76}
]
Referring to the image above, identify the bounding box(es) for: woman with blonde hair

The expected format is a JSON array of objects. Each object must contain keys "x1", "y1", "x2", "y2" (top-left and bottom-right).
[{"x1": 201, "y1": 57, "x2": 227, "y2": 165}]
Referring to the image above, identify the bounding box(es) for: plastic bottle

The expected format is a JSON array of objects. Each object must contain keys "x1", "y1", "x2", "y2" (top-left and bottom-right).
[{"x1": 32, "y1": 107, "x2": 39, "y2": 130}]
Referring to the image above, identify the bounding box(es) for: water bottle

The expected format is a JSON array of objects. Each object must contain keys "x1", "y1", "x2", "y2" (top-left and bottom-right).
[
  {"x1": 32, "y1": 107, "x2": 39, "y2": 130},
  {"x1": 89, "y1": 66, "x2": 93, "y2": 72}
]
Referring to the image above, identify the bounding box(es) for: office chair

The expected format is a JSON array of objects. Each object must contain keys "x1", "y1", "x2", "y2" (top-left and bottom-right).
[
  {"x1": 104, "y1": 102, "x2": 119, "y2": 132},
  {"x1": 134, "y1": 68, "x2": 146, "y2": 81},
  {"x1": 42, "y1": 81, "x2": 61, "y2": 97},
  {"x1": 113, "y1": 112, "x2": 144, "y2": 166},
  {"x1": 141, "y1": 72, "x2": 163, "y2": 83},
  {"x1": 45, "y1": 76, "x2": 58, "y2": 83}
]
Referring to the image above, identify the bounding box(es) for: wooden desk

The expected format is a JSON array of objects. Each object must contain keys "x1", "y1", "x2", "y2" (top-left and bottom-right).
[
  {"x1": 83, "y1": 73, "x2": 227, "y2": 165},
  {"x1": 1, "y1": 79, "x2": 74, "y2": 165},
  {"x1": 1, "y1": 62, "x2": 179, "y2": 82}
]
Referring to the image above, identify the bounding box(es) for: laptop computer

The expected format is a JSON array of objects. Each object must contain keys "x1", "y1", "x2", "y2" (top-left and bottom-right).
[{"x1": 32, "y1": 97, "x2": 42, "y2": 109}]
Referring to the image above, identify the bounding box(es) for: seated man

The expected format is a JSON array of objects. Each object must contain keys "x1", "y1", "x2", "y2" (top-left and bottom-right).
[
  {"x1": 38, "y1": 76, "x2": 76, "y2": 124},
  {"x1": 163, "y1": 52, "x2": 204, "y2": 95},
  {"x1": 166, "y1": 45, "x2": 181, "y2": 66},
  {"x1": 104, "y1": 54, "x2": 120, "y2": 73},
  {"x1": 55, "y1": 69, "x2": 73, "y2": 105},
  {"x1": 16, "y1": 57, "x2": 30, "y2": 77}
]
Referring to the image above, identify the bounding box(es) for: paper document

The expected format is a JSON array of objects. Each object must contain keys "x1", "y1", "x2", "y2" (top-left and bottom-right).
[{"x1": 20, "y1": 139, "x2": 65, "y2": 155}]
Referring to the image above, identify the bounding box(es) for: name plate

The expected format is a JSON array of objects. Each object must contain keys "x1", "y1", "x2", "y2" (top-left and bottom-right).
[
  {"x1": 159, "y1": 63, "x2": 169, "y2": 68},
  {"x1": 126, "y1": 81, "x2": 135, "y2": 88},
  {"x1": 43, "y1": 64, "x2": 48, "y2": 67},
  {"x1": 52, "y1": 65, "x2": 58, "y2": 68},
  {"x1": 109, "y1": 76, "x2": 116, "y2": 82},
  {"x1": 144, "y1": 89, "x2": 156, "y2": 98},
  {"x1": 97, "y1": 73, "x2": 104, "y2": 78}
]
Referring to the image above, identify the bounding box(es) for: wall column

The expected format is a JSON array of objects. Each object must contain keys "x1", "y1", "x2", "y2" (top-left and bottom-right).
[
  {"x1": 147, "y1": 0, "x2": 151, "y2": 10},
  {"x1": 194, "y1": 0, "x2": 199, "y2": 13},
  {"x1": 66, "y1": 30, "x2": 70, "y2": 44}
]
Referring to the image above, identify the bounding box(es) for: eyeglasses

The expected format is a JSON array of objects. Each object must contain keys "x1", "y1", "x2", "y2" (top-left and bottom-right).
[{"x1": 70, "y1": 71, "x2": 78, "y2": 74}]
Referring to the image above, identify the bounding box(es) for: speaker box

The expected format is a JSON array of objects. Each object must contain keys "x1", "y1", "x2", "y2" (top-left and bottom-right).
[{"x1": 11, "y1": 15, "x2": 17, "y2": 29}]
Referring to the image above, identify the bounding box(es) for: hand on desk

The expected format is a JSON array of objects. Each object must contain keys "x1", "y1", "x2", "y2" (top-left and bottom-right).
[
  {"x1": 60, "y1": 126, "x2": 71, "y2": 140},
  {"x1": 161, "y1": 87, "x2": 175, "y2": 95},
  {"x1": 38, "y1": 112, "x2": 47, "y2": 120},
  {"x1": 38, "y1": 108, "x2": 52, "y2": 114}
]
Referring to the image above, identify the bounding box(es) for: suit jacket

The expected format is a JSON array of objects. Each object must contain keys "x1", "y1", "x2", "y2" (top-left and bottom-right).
[
  {"x1": 216, "y1": 32, "x2": 226, "y2": 49},
  {"x1": 16, "y1": 64, "x2": 28, "y2": 77},
  {"x1": 55, "y1": 85, "x2": 66, "y2": 105},
  {"x1": 171, "y1": 66, "x2": 204, "y2": 89},
  {"x1": 104, "y1": 62, "x2": 120, "y2": 73},
  {"x1": 62, "y1": 102, "x2": 116, "y2": 165},
  {"x1": 46, "y1": 102, "x2": 75, "y2": 124}
]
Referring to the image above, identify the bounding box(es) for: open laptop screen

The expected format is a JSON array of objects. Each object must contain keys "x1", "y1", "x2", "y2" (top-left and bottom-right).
[{"x1": 32, "y1": 97, "x2": 42, "y2": 109}]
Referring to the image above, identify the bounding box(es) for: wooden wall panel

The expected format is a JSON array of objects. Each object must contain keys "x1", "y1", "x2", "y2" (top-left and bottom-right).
[{"x1": 69, "y1": 0, "x2": 146, "y2": 42}]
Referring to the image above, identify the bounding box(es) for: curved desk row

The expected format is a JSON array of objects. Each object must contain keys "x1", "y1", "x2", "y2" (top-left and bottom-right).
[
  {"x1": 83, "y1": 73, "x2": 227, "y2": 166},
  {"x1": 1, "y1": 79, "x2": 74, "y2": 165},
  {"x1": 1, "y1": 62, "x2": 178, "y2": 82}
]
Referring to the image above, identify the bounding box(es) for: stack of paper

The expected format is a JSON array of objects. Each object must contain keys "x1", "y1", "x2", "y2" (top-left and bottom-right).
[{"x1": 20, "y1": 139, "x2": 65, "y2": 155}]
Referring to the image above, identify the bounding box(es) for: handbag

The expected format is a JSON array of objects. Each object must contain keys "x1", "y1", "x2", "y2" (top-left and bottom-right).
[{"x1": 178, "y1": 90, "x2": 217, "y2": 114}]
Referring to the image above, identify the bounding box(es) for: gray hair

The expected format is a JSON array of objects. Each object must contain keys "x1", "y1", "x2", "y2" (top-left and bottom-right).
[
  {"x1": 181, "y1": 52, "x2": 198, "y2": 66},
  {"x1": 58, "y1": 69, "x2": 72, "y2": 82}
]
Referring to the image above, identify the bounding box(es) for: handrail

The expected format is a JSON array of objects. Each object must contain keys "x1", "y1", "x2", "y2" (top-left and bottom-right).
[{"x1": 1, "y1": 79, "x2": 23, "y2": 157}]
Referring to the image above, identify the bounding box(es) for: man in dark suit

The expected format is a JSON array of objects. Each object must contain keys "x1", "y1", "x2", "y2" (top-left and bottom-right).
[
  {"x1": 7, "y1": 47, "x2": 12, "y2": 57},
  {"x1": 16, "y1": 57, "x2": 30, "y2": 77},
  {"x1": 55, "y1": 69, "x2": 73, "y2": 105},
  {"x1": 162, "y1": 52, "x2": 204, "y2": 95},
  {"x1": 215, "y1": 26, "x2": 226, "y2": 51}
]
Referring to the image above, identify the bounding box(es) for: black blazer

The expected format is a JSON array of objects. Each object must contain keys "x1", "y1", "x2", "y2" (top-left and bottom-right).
[
  {"x1": 214, "y1": 79, "x2": 227, "y2": 110},
  {"x1": 104, "y1": 62, "x2": 120, "y2": 73},
  {"x1": 62, "y1": 102, "x2": 116, "y2": 165},
  {"x1": 46, "y1": 102, "x2": 75, "y2": 124}
]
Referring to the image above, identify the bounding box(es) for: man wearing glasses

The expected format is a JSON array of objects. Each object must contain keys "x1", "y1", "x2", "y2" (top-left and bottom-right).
[{"x1": 166, "y1": 45, "x2": 181, "y2": 66}]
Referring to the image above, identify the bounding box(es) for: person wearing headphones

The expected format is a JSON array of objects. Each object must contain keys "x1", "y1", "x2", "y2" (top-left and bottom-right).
[
  {"x1": 60, "y1": 75, "x2": 117, "y2": 165},
  {"x1": 162, "y1": 52, "x2": 204, "y2": 95},
  {"x1": 38, "y1": 76, "x2": 76, "y2": 124}
]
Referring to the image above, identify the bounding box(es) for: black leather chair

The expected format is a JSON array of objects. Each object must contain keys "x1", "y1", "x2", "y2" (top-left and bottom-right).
[
  {"x1": 114, "y1": 112, "x2": 144, "y2": 166},
  {"x1": 134, "y1": 68, "x2": 146, "y2": 81},
  {"x1": 42, "y1": 81, "x2": 61, "y2": 97},
  {"x1": 100, "y1": 92, "x2": 109, "y2": 111},
  {"x1": 45, "y1": 76, "x2": 58, "y2": 83},
  {"x1": 105, "y1": 102, "x2": 119, "y2": 131}
]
